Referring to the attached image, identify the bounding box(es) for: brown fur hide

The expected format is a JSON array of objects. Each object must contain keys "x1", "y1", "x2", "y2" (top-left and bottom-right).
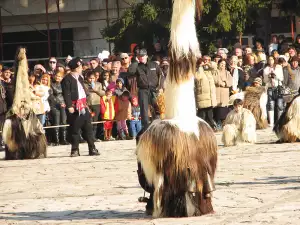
[
  {"x1": 243, "y1": 87, "x2": 268, "y2": 129},
  {"x1": 3, "y1": 113, "x2": 47, "y2": 160},
  {"x1": 137, "y1": 119, "x2": 217, "y2": 217}
]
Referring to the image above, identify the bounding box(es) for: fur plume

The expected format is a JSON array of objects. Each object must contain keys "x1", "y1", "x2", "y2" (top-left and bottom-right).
[
  {"x1": 11, "y1": 47, "x2": 32, "y2": 117},
  {"x1": 169, "y1": 0, "x2": 201, "y2": 83},
  {"x1": 243, "y1": 87, "x2": 268, "y2": 129}
]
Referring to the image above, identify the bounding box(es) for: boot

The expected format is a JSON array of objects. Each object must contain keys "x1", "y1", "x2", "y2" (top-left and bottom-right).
[
  {"x1": 60, "y1": 128, "x2": 69, "y2": 145},
  {"x1": 70, "y1": 149, "x2": 80, "y2": 157},
  {"x1": 268, "y1": 111, "x2": 274, "y2": 127},
  {"x1": 53, "y1": 128, "x2": 60, "y2": 146},
  {"x1": 89, "y1": 148, "x2": 100, "y2": 156}
]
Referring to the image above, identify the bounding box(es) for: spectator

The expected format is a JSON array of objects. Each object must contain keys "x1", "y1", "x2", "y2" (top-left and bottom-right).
[
  {"x1": 135, "y1": 48, "x2": 162, "y2": 130},
  {"x1": 129, "y1": 96, "x2": 142, "y2": 139},
  {"x1": 34, "y1": 64, "x2": 46, "y2": 80},
  {"x1": 40, "y1": 74, "x2": 51, "y2": 126},
  {"x1": 100, "y1": 87, "x2": 116, "y2": 141},
  {"x1": 272, "y1": 50, "x2": 279, "y2": 59},
  {"x1": 101, "y1": 58, "x2": 112, "y2": 72},
  {"x1": 194, "y1": 63, "x2": 217, "y2": 131},
  {"x1": 48, "y1": 71, "x2": 68, "y2": 146},
  {"x1": 254, "y1": 39, "x2": 264, "y2": 53},
  {"x1": 120, "y1": 53, "x2": 131, "y2": 72},
  {"x1": 111, "y1": 61, "x2": 120, "y2": 82},
  {"x1": 213, "y1": 59, "x2": 233, "y2": 129},
  {"x1": 234, "y1": 47, "x2": 243, "y2": 57},
  {"x1": 244, "y1": 53, "x2": 258, "y2": 84},
  {"x1": 229, "y1": 55, "x2": 244, "y2": 92},
  {"x1": 29, "y1": 73, "x2": 44, "y2": 124},
  {"x1": 65, "y1": 55, "x2": 72, "y2": 65},
  {"x1": 268, "y1": 35, "x2": 278, "y2": 56},
  {"x1": 244, "y1": 46, "x2": 253, "y2": 55},
  {"x1": 213, "y1": 54, "x2": 222, "y2": 64},
  {"x1": 115, "y1": 78, "x2": 128, "y2": 97},
  {"x1": 56, "y1": 62, "x2": 66, "y2": 74},
  {"x1": 114, "y1": 90, "x2": 131, "y2": 140},
  {"x1": 47, "y1": 57, "x2": 57, "y2": 76},
  {"x1": 277, "y1": 35, "x2": 286, "y2": 53},
  {"x1": 100, "y1": 71, "x2": 111, "y2": 91},
  {"x1": 263, "y1": 56, "x2": 284, "y2": 125},
  {"x1": 217, "y1": 48, "x2": 227, "y2": 59},
  {"x1": 2, "y1": 67, "x2": 12, "y2": 83},
  {"x1": 278, "y1": 56, "x2": 289, "y2": 87},
  {"x1": 294, "y1": 34, "x2": 300, "y2": 53},
  {"x1": 90, "y1": 58, "x2": 100, "y2": 70},
  {"x1": 287, "y1": 56, "x2": 300, "y2": 92},
  {"x1": 288, "y1": 47, "x2": 297, "y2": 63},
  {"x1": 84, "y1": 70, "x2": 105, "y2": 142}
]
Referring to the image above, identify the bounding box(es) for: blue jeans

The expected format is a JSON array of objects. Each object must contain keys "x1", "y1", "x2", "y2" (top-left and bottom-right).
[{"x1": 129, "y1": 120, "x2": 142, "y2": 137}]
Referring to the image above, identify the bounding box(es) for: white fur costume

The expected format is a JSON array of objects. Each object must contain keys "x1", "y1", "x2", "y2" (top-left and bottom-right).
[
  {"x1": 222, "y1": 108, "x2": 256, "y2": 146},
  {"x1": 274, "y1": 95, "x2": 300, "y2": 142}
]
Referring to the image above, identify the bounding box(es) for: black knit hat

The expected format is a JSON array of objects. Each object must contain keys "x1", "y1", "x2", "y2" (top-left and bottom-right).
[{"x1": 68, "y1": 57, "x2": 82, "y2": 70}]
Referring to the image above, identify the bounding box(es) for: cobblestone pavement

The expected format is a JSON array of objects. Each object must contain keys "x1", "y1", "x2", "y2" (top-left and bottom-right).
[{"x1": 0, "y1": 128, "x2": 300, "y2": 225}]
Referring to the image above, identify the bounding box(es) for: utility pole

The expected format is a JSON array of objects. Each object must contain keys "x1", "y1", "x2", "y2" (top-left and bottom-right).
[{"x1": 45, "y1": 0, "x2": 51, "y2": 57}]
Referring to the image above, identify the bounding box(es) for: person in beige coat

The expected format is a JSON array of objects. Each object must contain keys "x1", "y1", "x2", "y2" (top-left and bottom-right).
[
  {"x1": 213, "y1": 59, "x2": 233, "y2": 129},
  {"x1": 195, "y1": 60, "x2": 218, "y2": 130}
]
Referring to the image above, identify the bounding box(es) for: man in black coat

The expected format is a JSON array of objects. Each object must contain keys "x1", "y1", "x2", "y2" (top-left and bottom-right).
[
  {"x1": 135, "y1": 49, "x2": 162, "y2": 130},
  {"x1": 61, "y1": 57, "x2": 100, "y2": 157}
]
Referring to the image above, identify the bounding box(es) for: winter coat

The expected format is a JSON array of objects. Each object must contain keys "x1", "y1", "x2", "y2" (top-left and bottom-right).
[
  {"x1": 100, "y1": 95, "x2": 116, "y2": 120},
  {"x1": 49, "y1": 82, "x2": 65, "y2": 109},
  {"x1": 263, "y1": 65, "x2": 283, "y2": 88},
  {"x1": 84, "y1": 81, "x2": 105, "y2": 105},
  {"x1": 194, "y1": 67, "x2": 217, "y2": 109},
  {"x1": 214, "y1": 69, "x2": 233, "y2": 107}
]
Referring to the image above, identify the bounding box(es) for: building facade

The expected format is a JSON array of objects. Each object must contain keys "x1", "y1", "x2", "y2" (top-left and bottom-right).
[{"x1": 0, "y1": 0, "x2": 141, "y2": 60}]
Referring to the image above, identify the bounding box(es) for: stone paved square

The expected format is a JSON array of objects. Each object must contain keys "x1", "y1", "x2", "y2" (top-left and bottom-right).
[{"x1": 0, "y1": 128, "x2": 300, "y2": 224}]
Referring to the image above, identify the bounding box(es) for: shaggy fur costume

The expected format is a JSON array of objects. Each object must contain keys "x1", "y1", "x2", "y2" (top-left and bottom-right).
[
  {"x1": 273, "y1": 92, "x2": 300, "y2": 143},
  {"x1": 2, "y1": 47, "x2": 47, "y2": 160},
  {"x1": 222, "y1": 108, "x2": 256, "y2": 146},
  {"x1": 243, "y1": 87, "x2": 268, "y2": 129},
  {"x1": 137, "y1": 0, "x2": 218, "y2": 218}
]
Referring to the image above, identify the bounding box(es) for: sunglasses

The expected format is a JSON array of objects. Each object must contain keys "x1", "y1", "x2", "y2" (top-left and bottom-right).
[
  {"x1": 122, "y1": 57, "x2": 128, "y2": 60},
  {"x1": 50, "y1": 61, "x2": 56, "y2": 64}
]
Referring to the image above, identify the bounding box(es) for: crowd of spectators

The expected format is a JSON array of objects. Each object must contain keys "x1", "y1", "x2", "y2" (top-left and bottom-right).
[{"x1": 0, "y1": 35, "x2": 300, "y2": 147}]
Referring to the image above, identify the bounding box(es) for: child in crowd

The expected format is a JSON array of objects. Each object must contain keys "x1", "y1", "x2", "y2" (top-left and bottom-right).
[
  {"x1": 115, "y1": 90, "x2": 131, "y2": 140},
  {"x1": 115, "y1": 78, "x2": 128, "y2": 97},
  {"x1": 129, "y1": 96, "x2": 142, "y2": 139},
  {"x1": 100, "y1": 87, "x2": 116, "y2": 141},
  {"x1": 100, "y1": 71, "x2": 111, "y2": 91}
]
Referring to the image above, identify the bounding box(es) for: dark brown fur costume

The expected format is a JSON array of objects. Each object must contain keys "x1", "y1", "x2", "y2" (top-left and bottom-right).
[
  {"x1": 5, "y1": 112, "x2": 47, "y2": 160},
  {"x1": 243, "y1": 86, "x2": 268, "y2": 129},
  {"x1": 137, "y1": 120, "x2": 217, "y2": 217}
]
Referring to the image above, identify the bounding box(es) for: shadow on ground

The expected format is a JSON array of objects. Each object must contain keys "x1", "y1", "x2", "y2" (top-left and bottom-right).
[
  {"x1": 0, "y1": 209, "x2": 149, "y2": 221},
  {"x1": 217, "y1": 176, "x2": 300, "y2": 188}
]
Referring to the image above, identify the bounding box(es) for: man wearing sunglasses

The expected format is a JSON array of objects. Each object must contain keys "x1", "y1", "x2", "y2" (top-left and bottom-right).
[
  {"x1": 47, "y1": 57, "x2": 57, "y2": 76},
  {"x1": 61, "y1": 57, "x2": 100, "y2": 157},
  {"x1": 120, "y1": 53, "x2": 130, "y2": 72}
]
